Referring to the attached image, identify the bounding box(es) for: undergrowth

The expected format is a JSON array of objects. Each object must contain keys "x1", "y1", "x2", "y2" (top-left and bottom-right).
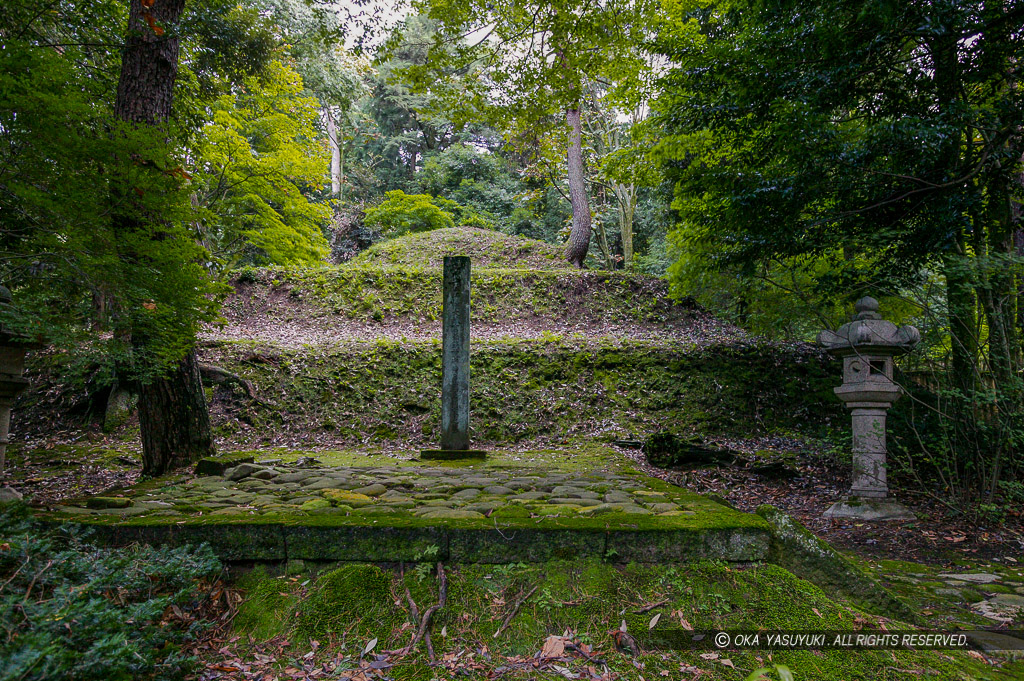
[{"x1": 0, "y1": 503, "x2": 221, "y2": 681}]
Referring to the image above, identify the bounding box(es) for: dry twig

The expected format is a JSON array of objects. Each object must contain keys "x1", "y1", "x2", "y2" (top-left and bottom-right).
[{"x1": 493, "y1": 584, "x2": 538, "y2": 639}]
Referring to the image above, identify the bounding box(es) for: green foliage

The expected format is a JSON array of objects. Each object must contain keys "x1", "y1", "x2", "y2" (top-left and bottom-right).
[
  {"x1": 0, "y1": 1, "x2": 227, "y2": 381},
  {"x1": 363, "y1": 190, "x2": 456, "y2": 238},
  {"x1": 194, "y1": 60, "x2": 330, "y2": 266},
  {"x1": 655, "y1": 0, "x2": 1024, "y2": 497},
  {"x1": 0, "y1": 504, "x2": 221, "y2": 681}
]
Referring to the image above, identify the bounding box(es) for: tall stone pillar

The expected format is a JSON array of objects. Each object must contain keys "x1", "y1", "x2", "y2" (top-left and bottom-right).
[
  {"x1": 422, "y1": 258, "x2": 486, "y2": 460},
  {"x1": 441, "y1": 256, "x2": 470, "y2": 451}
]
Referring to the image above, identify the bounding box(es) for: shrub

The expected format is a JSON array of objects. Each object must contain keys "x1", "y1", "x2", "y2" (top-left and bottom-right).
[
  {"x1": 363, "y1": 190, "x2": 455, "y2": 238},
  {"x1": 0, "y1": 503, "x2": 221, "y2": 681}
]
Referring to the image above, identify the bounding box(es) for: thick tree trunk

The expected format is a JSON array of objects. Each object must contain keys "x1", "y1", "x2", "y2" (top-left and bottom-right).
[
  {"x1": 115, "y1": 0, "x2": 186, "y2": 125},
  {"x1": 564, "y1": 107, "x2": 592, "y2": 268},
  {"x1": 115, "y1": 0, "x2": 215, "y2": 475},
  {"x1": 139, "y1": 348, "x2": 214, "y2": 475}
]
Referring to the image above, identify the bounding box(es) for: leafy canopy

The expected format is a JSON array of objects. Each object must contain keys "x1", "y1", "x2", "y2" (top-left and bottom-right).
[{"x1": 193, "y1": 59, "x2": 331, "y2": 267}]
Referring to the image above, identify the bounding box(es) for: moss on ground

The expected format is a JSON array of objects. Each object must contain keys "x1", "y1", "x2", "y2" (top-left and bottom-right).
[
  {"x1": 229, "y1": 559, "x2": 1021, "y2": 680},
  {"x1": 198, "y1": 338, "x2": 839, "y2": 447}
]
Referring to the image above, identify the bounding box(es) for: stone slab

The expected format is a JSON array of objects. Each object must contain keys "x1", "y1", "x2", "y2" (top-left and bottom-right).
[
  {"x1": 285, "y1": 525, "x2": 447, "y2": 562},
  {"x1": 824, "y1": 497, "x2": 915, "y2": 521},
  {"x1": 447, "y1": 527, "x2": 606, "y2": 563},
  {"x1": 420, "y1": 450, "x2": 488, "y2": 461}
]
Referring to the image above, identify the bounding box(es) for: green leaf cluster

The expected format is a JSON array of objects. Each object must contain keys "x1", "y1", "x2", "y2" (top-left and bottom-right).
[
  {"x1": 193, "y1": 60, "x2": 331, "y2": 266},
  {"x1": 363, "y1": 190, "x2": 457, "y2": 237}
]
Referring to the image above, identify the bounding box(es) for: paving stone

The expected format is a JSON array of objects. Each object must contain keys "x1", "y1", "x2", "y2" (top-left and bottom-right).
[
  {"x1": 452, "y1": 488, "x2": 481, "y2": 499},
  {"x1": 549, "y1": 497, "x2": 601, "y2": 507},
  {"x1": 420, "y1": 509, "x2": 486, "y2": 520},
  {"x1": 353, "y1": 506, "x2": 402, "y2": 515},
  {"x1": 383, "y1": 501, "x2": 417, "y2": 509},
  {"x1": 938, "y1": 573, "x2": 1000, "y2": 584},
  {"x1": 619, "y1": 505, "x2": 654, "y2": 515},
  {"x1": 304, "y1": 477, "x2": 344, "y2": 490},
  {"x1": 226, "y1": 463, "x2": 261, "y2": 481},
  {"x1": 277, "y1": 471, "x2": 315, "y2": 484},
  {"x1": 511, "y1": 491, "x2": 547, "y2": 501},
  {"x1": 414, "y1": 493, "x2": 449, "y2": 500},
  {"x1": 321, "y1": 490, "x2": 374, "y2": 508},
  {"x1": 422, "y1": 499, "x2": 457, "y2": 507},
  {"x1": 483, "y1": 485, "x2": 513, "y2": 495},
  {"x1": 463, "y1": 502, "x2": 497, "y2": 514},
  {"x1": 252, "y1": 468, "x2": 280, "y2": 480},
  {"x1": 650, "y1": 503, "x2": 680, "y2": 513},
  {"x1": 531, "y1": 504, "x2": 582, "y2": 515},
  {"x1": 301, "y1": 499, "x2": 331, "y2": 511},
  {"x1": 211, "y1": 507, "x2": 252, "y2": 516},
  {"x1": 603, "y1": 493, "x2": 632, "y2": 503},
  {"x1": 353, "y1": 483, "x2": 387, "y2": 497},
  {"x1": 580, "y1": 503, "x2": 626, "y2": 516}
]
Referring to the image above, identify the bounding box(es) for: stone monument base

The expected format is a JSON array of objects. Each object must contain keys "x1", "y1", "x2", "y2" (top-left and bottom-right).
[
  {"x1": 420, "y1": 449, "x2": 488, "y2": 461},
  {"x1": 824, "y1": 496, "x2": 915, "y2": 521}
]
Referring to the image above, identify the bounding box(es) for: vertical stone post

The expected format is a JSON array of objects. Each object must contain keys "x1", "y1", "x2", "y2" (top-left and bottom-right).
[{"x1": 441, "y1": 256, "x2": 471, "y2": 451}]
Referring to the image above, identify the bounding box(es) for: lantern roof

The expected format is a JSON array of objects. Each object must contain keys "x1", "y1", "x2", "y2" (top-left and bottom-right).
[{"x1": 817, "y1": 297, "x2": 920, "y2": 356}]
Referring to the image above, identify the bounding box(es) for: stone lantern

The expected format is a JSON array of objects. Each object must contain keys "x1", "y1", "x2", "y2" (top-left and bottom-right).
[
  {"x1": 0, "y1": 285, "x2": 42, "y2": 500},
  {"x1": 817, "y1": 297, "x2": 919, "y2": 520}
]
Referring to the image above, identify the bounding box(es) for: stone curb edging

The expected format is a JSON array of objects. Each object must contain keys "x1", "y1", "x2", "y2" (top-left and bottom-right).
[{"x1": 54, "y1": 520, "x2": 773, "y2": 565}]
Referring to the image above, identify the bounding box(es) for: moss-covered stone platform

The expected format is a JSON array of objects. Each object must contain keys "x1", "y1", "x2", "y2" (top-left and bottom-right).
[{"x1": 45, "y1": 449, "x2": 771, "y2": 564}]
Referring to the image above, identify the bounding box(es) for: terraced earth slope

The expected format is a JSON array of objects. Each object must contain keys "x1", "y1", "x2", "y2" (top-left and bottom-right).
[{"x1": 18, "y1": 227, "x2": 841, "y2": 451}]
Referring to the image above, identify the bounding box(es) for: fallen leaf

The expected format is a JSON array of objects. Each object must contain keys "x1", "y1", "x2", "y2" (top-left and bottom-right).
[
  {"x1": 721, "y1": 658, "x2": 735, "y2": 668},
  {"x1": 648, "y1": 613, "x2": 661, "y2": 629},
  {"x1": 542, "y1": 635, "x2": 566, "y2": 658},
  {"x1": 362, "y1": 638, "x2": 377, "y2": 656}
]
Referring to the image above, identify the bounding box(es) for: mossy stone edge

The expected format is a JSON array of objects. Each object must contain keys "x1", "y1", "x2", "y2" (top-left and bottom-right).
[
  {"x1": 756, "y1": 504, "x2": 917, "y2": 621},
  {"x1": 52, "y1": 520, "x2": 773, "y2": 564}
]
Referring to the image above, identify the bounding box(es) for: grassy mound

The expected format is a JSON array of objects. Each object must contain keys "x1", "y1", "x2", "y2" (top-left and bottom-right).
[
  {"x1": 228, "y1": 559, "x2": 1016, "y2": 680},
  {"x1": 226, "y1": 265, "x2": 697, "y2": 327},
  {"x1": 351, "y1": 226, "x2": 570, "y2": 269}
]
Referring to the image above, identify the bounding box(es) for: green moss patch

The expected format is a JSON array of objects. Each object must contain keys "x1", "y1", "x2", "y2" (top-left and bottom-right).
[
  {"x1": 198, "y1": 338, "x2": 838, "y2": 448},
  {"x1": 226, "y1": 559, "x2": 1015, "y2": 680}
]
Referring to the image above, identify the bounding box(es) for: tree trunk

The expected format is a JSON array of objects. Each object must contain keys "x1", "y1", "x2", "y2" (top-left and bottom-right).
[
  {"x1": 115, "y1": 0, "x2": 186, "y2": 125},
  {"x1": 613, "y1": 182, "x2": 636, "y2": 268},
  {"x1": 564, "y1": 107, "x2": 592, "y2": 268},
  {"x1": 115, "y1": 0, "x2": 215, "y2": 475},
  {"x1": 139, "y1": 349, "x2": 214, "y2": 475},
  {"x1": 326, "y1": 108, "x2": 342, "y2": 196}
]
